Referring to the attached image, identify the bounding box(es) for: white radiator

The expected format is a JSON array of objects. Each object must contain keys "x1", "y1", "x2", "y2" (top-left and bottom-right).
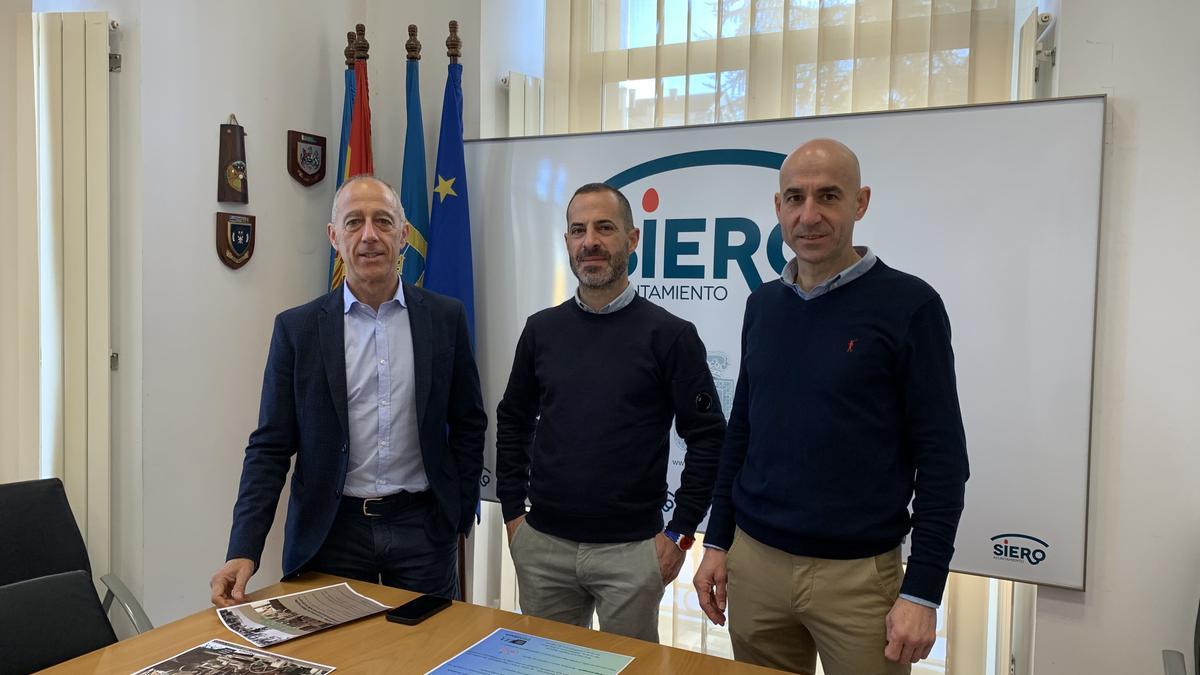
[
  {"x1": 504, "y1": 70, "x2": 543, "y2": 137},
  {"x1": 34, "y1": 11, "x2": 111, "y2": 576}
]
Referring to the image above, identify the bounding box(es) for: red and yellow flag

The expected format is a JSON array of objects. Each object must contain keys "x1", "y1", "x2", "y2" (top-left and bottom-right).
[{"x1": 329, "y1": 28, "x2": 375, "y2": 290}]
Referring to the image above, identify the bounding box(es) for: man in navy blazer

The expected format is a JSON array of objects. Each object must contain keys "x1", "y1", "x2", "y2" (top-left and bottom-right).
[{"x1": 210, "y1": 175, "x2": 486, "y2": 605}]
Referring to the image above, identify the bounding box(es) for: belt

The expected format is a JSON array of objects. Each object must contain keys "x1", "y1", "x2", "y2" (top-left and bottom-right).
[{"x1": 341, "y1": 490, "x2": 432, "y2": 517}]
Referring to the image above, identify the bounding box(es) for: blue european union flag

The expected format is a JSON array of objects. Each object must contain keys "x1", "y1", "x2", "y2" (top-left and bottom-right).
[
  {"x1": 400, "y1": 58, "x2": 429, "y2": 286},
  {"x1": 424, "y1": 62, "x2": 474, "y2": 344}
]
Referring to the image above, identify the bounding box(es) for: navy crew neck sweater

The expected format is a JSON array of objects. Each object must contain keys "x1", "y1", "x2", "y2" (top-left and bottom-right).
[
  {"x1": 496, "y1": 295, "x2": 726, "y2": 543},
  {"x1": 705, "y1": 260, "x2": 969, "y2": 605}
]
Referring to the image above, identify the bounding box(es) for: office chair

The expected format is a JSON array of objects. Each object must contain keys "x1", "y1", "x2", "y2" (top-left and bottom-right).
[
  {"x1": 1163, "y1": 597, "x2": 1199, "y2": 675},
  {"x1": 0, "y1": 570, "x2": 118, "y2": 674},
  {"x1": 0, "y1": 477, "x2": 153, "y2": 634}
]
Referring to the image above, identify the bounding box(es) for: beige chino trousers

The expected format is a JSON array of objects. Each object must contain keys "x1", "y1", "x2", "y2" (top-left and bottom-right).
[{"x1": 727, "y1": 527, "x2": 911, "y2": 675}]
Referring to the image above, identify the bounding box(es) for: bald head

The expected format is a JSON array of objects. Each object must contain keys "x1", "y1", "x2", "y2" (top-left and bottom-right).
[
  {"x1": 779, "y1": 138, "x2": 862, "y2": 191},
  {"x1": 332, "y1": 174, "x2": 404, "y2": 223},
  {"x1": 773, "y1": 137, "x2": 871, "y2": 285}
]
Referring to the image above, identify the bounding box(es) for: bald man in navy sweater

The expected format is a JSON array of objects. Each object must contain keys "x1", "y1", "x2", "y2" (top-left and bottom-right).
[{"x1": 694, "y1": 139, "x2": 969, "y2": 675}]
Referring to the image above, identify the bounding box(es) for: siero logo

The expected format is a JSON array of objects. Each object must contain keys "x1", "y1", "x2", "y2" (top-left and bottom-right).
[
  {"x1": 606, "y1": 149, "x2": 791, "y2": 301},
  {"x1": 990, "y1": 533, "x2": 1049, "y2": 566}
]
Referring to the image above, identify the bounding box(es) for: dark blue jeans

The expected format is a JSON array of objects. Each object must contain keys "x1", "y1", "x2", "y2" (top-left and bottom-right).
[{"x1": 306, "y1": 495, "x2": 459, "y2": 599}]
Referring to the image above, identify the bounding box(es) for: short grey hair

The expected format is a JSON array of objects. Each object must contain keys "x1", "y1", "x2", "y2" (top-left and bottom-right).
[{"x1": 330, "y1": 174, "x2": 406, "y2": 224}]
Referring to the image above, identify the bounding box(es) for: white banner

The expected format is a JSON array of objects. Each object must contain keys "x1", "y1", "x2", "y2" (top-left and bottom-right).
[{"x1": 467, "y1": 97, "x2": 1104, "y2": 589}]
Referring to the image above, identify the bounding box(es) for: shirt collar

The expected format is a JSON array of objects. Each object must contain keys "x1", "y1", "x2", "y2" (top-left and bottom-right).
[
  {"x1": 343, "y1": 277, "x2": 406, "y2": 314},
  {"x1": 781, "y1": 246, "x2": 877, "y2": 300},
  {"x1": 575, "y1": 281, "x2": 636, "y2": 314}
]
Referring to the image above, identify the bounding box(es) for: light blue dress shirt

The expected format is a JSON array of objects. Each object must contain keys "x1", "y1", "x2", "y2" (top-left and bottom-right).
[
  {"x1": 574, "y1": 281, "x2": 636, "y2": 314},
  {"x1": 780, "y1": 246, "x2": 877, "y2": 300},
  {"x1": 341, "y1": 279, "x2": 428, "y2": 498}
]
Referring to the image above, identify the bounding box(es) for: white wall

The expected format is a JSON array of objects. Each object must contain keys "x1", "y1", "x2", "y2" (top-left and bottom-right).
[
  {"x1": 1034, "y1": 1, "x2": 1200, "y2": 673},
  {"x1": 478, "y1": 0, "x2": 544, "y2": 139},
  {"x1": 104, "y1": 0, "x2": 143, "y2": 626}
]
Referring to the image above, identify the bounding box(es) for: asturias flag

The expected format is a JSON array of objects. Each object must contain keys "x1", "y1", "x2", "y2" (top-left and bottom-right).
[
  {"x1": 328, "y1": 61, "x2": 356, "y2": 288},
  {"x1": 424, "y1": 62, "x2": 474, "y2": 343},
  {"x1": 400, "y1": 57, "x2": 429, "y2": 286}
]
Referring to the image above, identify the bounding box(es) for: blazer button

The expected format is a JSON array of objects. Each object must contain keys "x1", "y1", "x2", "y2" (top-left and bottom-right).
[
  {"x1": 334, "y1": 489, "x2": 341, "y2": 498},
  {"x1": 340, "y1": 443, "x2": 347, "y2": 453}
]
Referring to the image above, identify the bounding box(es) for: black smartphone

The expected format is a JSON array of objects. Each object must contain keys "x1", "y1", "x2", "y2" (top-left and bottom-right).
[{"x1": 385, "y1": 594, "x2": 452, "y2": 625}]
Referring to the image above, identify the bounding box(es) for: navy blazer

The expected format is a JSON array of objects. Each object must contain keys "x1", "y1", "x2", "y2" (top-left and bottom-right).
[{"x1": 226, "y1": 283, "x2": 487, "y2": 576}]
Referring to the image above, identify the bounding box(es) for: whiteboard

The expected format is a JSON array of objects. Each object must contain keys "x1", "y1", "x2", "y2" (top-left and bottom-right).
[{"x1": 465, "y1": 96, "x2": 1104, "y2": 589}]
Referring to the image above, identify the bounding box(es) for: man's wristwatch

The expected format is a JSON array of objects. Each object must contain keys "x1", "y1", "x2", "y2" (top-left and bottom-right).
[{"x1": 663, "y1": 529, "x2": 695, "y2": 551}]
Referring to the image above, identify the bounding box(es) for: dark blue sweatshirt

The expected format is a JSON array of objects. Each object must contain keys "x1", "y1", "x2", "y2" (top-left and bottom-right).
[
  {"x1": 496, "y1": 296, "x2": 727, "y2": 543},
  {"x1": 705, "y1": 260, "x2": 969, "y2": 604}
]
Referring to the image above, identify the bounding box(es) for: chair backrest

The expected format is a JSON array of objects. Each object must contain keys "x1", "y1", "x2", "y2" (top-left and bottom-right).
[
  {"x1": 0, "y1": 477, "x2": 92, "y2": 587},
  {"x1": 0, "y1": 570, "x2": 117, "y2": 674}
]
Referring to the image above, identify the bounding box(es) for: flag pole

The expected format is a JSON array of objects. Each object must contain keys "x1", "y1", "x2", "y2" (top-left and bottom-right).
[
  {"x1": 331, "y1": 23, "x2": 376, "y2": 290},
  {"x1": 329, "y1": 30, "x2": 358, "y2": 290},
  {"x1": 425, "y1": 17, "x2": 473, "y2": 332},
  {"x1": 400, "y1": 25, "x2": 431, "y2": 286},
  {"x1": 407, "y1": 24, "x2": 422, "y2": 60},
  {"x1": 442, "y1": 18, "x2": 471, "y2": 602},
  {"x1": 446, "y1": 20, "x2": 460, "y2": 64},
  {"x1": 353, "y1": 23, "x2": 373, "y2": 174},
  {"x1": 337, "y1": 30, "x2": 355, "y2": 187}
]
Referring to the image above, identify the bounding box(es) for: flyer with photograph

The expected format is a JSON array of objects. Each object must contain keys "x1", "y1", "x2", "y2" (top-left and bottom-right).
[
  {"x1": 132, "y1": 638, "x2": 335, "y2": 674},
  {"x1": 217, "y1": 582, "x2": 389, "y2": 647},
  {"x1": 426, "y1": 628, "x2": 634, "y2": 675}
]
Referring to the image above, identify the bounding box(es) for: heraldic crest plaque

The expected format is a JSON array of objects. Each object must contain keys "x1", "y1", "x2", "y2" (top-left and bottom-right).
[
  {"x1": 216, "y1": 212, "x2": 256, "y2": 270},
  {"x1": 217, "y1": 115, "x2": 249, "y2": 203},
  {"x1": 287, "y1": 130, "x2": 326, "y2": 186}
]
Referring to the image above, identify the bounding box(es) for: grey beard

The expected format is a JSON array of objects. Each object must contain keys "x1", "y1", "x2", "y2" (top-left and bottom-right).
[{"x1": 572, "y1": 254, "x2": 627, "y2": 289}]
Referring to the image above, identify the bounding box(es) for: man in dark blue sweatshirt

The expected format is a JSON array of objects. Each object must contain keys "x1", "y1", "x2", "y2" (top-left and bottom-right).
[
  {"x1": 693, "y1": 139, "x2": 969, "y2": 675},
  {"x1": 496, "y1": 183, "x2": 726, "y2": 642}
]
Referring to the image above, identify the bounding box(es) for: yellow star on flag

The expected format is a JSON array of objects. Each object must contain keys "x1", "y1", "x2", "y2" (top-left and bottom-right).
[{"x1": 433, "y1": 175, "x2": 458, "y2": 202}]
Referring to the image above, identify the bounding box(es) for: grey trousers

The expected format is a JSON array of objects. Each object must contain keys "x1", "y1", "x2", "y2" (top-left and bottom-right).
[{"x1": 510, "y1": 521, "x2": 664, "y2": 642}]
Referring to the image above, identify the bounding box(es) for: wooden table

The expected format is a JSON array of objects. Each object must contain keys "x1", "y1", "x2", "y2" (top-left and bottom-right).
[{"x1": 42, "y1": 572, "x2": 783, "y2": 674}]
